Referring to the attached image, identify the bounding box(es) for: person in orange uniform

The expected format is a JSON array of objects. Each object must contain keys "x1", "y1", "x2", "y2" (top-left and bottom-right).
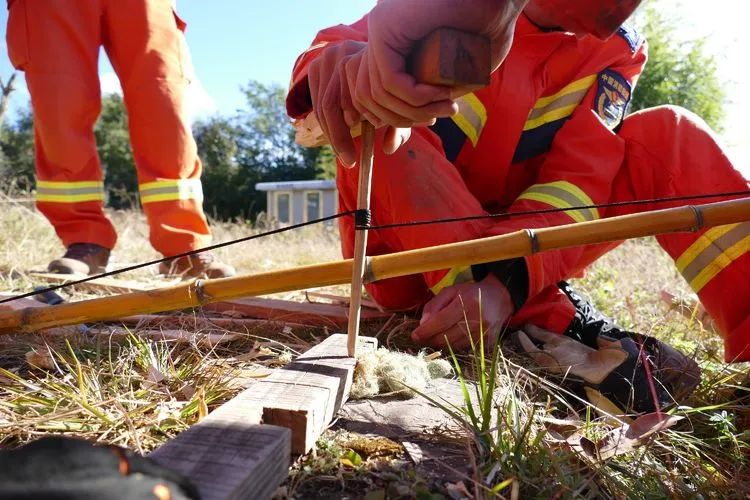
[
  {"x1": 289, "y1": 0, "x2": 750, "y2": 414},
  {"x1": 4, "y1": 0, "x2": 234, "y2": 278}
]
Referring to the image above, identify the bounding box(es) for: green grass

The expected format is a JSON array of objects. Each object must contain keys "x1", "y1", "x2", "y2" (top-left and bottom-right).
[{"x1": 0, "y1": 200, "x2": 748, "y2": 498}]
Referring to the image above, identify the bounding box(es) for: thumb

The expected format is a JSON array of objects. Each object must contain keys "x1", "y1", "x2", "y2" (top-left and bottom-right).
[
  {"x1": 523, "y1": 324, "x2": 565, "y2": 345},
  {"x1": 513, "y1": 329, "x2": 540, "y2": 355},
  {"x1": 513, "y1": 330, "x2": 564, "y2": 373},
  {"x1": 382, "y1": 126, "x2": 411, "y2": 155}
]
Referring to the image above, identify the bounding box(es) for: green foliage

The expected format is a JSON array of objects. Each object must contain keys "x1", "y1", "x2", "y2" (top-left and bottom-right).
[
  {"x1": 196, "y1": 81, "x2": 329, "y2": 219},
  {"x1": 0, "y1": 106, "x2": 35, "y2": 192},
  {"x1": 96, "y1": 94, "x2": 137, "y2": 208},
  {"x1": 315, "y1": 146, "x2": 337, "y2": 180},
  {"x1": 631, "y1": 6, "x2": 725, "y2": 131},
  {"x1": 193, "y1": 116, "x2": 249, "y2": 219},
  {"x1": 0, "y1": 81, "x2": 327, "y2": 220}
]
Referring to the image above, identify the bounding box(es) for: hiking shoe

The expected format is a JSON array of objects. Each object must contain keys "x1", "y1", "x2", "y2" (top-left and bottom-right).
[
  {"x1": 48, "y1": 243, "x2": 111, "y2": 276},
  {"x1": 559, "y1": 281, "x2": 701, "y2": 405},
  {"x1": 158, "y1": 252, "x2": 235, "y2": 279}
]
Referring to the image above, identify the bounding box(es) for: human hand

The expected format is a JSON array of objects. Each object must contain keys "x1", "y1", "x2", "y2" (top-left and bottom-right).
[
  {"x1": 411, "y1": 273, "x2": 514, "y2": 349},
  {"x1": 514, "y1": 325, "x2": 629, "y2": 383},
  {"x1": 362, "y1": 0, "x2": 527, "y2": 134},
  {"x1": 514, "y1": 325, "x2": 671, "y2": 415},
  {"x1": 307, "y1": 0, "x2": 528, "y2": 164},
  {"x1": 307, "y1": 40, "x2": 369, "y2": 166}
]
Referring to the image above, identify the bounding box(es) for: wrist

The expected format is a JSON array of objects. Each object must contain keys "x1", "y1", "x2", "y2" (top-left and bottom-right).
[{"x1": 471, "y1": 258, "x2": 529, "y2": 311}]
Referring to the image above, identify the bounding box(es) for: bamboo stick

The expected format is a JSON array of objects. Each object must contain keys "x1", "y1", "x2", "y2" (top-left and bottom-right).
[{"x1": 0, "y1": 197, "x2": 748, "y2": 334}]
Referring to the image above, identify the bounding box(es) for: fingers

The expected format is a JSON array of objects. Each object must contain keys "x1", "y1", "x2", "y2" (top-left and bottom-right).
[
  {"x1": 357, "y1": 45, "x2": 457, "y2": 127},
  {"x1": 412, "y1": 294, "x2": 465, "y2": 344},
  {"x1": 435, "y1": 322, "x2": 476, "y2": 350},
  {"x1": 368, "y1": 45, "x2": 457, "y2": 120},
  {"x1": 323, "y1": 81, "x2": 357, "y2": 167},
  {"x1": 365, "y1": 12, "x2": 456, "y2": 109},
  {"x1": 514, "y1": 329, "x2": 541, "y2": 355},
  {"x1": 308, "y1": 43, "x2": 366, "y2": 167},
  {"x1": 420, "y1": 287, "x2": 460, "y2": 324},
  {"x1": 382, "y1": 127, "x2": 411, "y2": 155},
  {"x1": 522, "y1": 324, "x2": 567, "y2": 346},
  {"x1": 513, "y1": 330, "x2": 567, "y2": 373}
]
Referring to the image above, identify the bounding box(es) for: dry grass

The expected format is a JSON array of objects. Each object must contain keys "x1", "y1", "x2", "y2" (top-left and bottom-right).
[
  {"x1": 0, "y1": 198, "x2": 748, "y2": 498},
  {"x1": 0, "y1": 198, "x2": 344, "y2": 296}
]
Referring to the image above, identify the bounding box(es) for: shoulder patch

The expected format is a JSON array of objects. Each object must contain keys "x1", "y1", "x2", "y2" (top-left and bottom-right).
[
  {"x1": 617, "y1": 24, "x2": 642, "y2": 53},
  {"x1": 595, "y1": 70, "x2": 632, "y2": 129}
]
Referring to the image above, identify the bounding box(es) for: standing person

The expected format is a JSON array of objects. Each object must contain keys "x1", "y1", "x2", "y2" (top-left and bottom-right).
[
  {"x1": 5, "y1": 0, "x2": 234, "y2": 278},
  {"x1": 288, "y1": 0, "x2": 750, "y2": 415}
]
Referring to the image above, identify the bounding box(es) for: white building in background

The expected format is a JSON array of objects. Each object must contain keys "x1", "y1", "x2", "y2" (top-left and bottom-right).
[{"x1": 255, "y1": 180, "x2": 338, "y2": 225}]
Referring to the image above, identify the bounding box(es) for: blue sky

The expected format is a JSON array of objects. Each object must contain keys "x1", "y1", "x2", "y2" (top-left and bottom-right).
[
  {"x1": 165, "y1": 0, "x2": 375, "y2": 115},
  {"x1": 0, "y1": 1, "x2": 375, "y2": 118},
  {"x1": 1, "y1": 0, "x2": 748, "y2": 174}
]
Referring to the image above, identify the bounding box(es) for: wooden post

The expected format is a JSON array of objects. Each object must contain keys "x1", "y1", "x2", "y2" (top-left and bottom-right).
[{"x1": 346, "y1": 121, "x2": 376, "y2": 357}]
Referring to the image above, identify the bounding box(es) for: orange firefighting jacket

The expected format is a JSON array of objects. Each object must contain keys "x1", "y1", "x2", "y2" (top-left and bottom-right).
[{"x1": 287, "y1": 13, "x2": 647, "y2": 307}]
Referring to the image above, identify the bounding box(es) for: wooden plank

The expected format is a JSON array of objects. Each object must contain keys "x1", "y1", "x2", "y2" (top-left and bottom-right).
[
  {"x1": 149, "y1": 334, "x2": 375, "y2": 498},
  {"x1": 256, "y1": 333, "x2": 377, "y2": 453},
  {"x1": 304, "y1": 291, "x2": 384, "y2": 311},
  {"x1": 200, "y1": 334, "x2": 377, "y2": 454},
  {"x1": 204, "y1": 297, "x2": 392, "y2": 328},
  {"x1": 407, "y1": 28, "x2": 491, "y2": 90},
  {"x1": 338, "y1": 378, "x2": 474, "y2": 484},
  {"x1": 0, "y1": 294, "x2": 47, "y2": 312},
  {"x1": 117, "y1": 313, "x2": 309, "y2": 332},
  {"x1": 86, "y1": 326, "x2": 242, "y2": 346},
  {"x1": 29, "y1": 273, "x2": 153, "y2": 294},
  {"x1": 150, "y1": 421, "x2": 290, "y2": 500}
]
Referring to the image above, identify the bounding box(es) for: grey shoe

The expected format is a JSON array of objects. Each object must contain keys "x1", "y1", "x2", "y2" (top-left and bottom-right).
[
  {"x1": 158, "y1": 252, "x2": 235, "y2": 279},
  {"x1": 48, "y1": 243, "x2": 111, "y2": 276}
]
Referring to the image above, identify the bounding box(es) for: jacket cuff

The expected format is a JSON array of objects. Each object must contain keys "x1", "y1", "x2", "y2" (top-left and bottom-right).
[{"x1": 471, "y1": 258, "x2": 529, "y2": 312}]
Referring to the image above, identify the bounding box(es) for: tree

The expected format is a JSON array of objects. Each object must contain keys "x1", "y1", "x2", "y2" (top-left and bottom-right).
[
  {"x1": 630, "y1": 6, "x2": 725, "y2": 131},
  {"x1": 315, "y1": 146, "x2": 337, "y2": 180},
  {"x1": 192, "y1": 81, "x2": 329, "y2": 220},
  {"x1": 235, "y1": 81, "x2": 324, "y2": 179},
  {"x1": 193, "y1": 116, "x2": 251, "y2": 219},
  {"x1": 0, "y1": 73, "x2": 18, "y2": 130},
  {"x1": 0, "y1": 105, "x2": 35, "y2": 192},
  {"x1": 228, "y1": 81, "x2": 327, "y2": 216},
  {"x1": 96, "y1": 94, "x2": 137, "y2": 208}
]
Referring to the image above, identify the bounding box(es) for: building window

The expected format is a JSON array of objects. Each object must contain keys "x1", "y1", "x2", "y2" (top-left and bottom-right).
[
  {"x1": 276, "y1": 192, "x2": 291, "y2": 224},
  {"x1": 305, "y1": 191, "x2": 322, "y2": 221}
]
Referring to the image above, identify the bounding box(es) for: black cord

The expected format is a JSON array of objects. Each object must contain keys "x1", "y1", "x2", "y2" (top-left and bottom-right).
[
  {"x1": 0, "y1": 210, "x2": 354, "y2": 305},
  {"x1": 2, "y1": 189, "x2": 749, "y2": 306},
  {"x1": 356, "y1": 190, "x2": 750, "y2": 230}
]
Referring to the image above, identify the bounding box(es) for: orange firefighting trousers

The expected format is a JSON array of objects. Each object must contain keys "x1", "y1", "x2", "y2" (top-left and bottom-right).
[
  {"x1": 5, "y1": 0, "x2": 211, "y2": 256},
  {"x1": 337, "y1": 107, "x2": 750, "y2": 362}
]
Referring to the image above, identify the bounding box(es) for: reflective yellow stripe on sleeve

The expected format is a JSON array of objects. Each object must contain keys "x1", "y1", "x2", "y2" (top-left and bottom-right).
[
  {"x1": 523, "y1": 75, "x2": 597, "y2": 131},
  {"x1": 139, "y1": 179, "x2": 204, "y2": 204},
  {"x1": 35, "y1": 180, "x2": 105, "y2": 203},
  {"x1": 451, "y1": 93, "x2": 487, "y2": 147},
  {"x1": 430, "y1": 266, "x2": 475, "y2": 296},
  {"x1": 516, "y1": 181, "x2": 599, "y2": 223},
  {"x1": 676, "y1": 222, "x2": 750, "y2": 293}
]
